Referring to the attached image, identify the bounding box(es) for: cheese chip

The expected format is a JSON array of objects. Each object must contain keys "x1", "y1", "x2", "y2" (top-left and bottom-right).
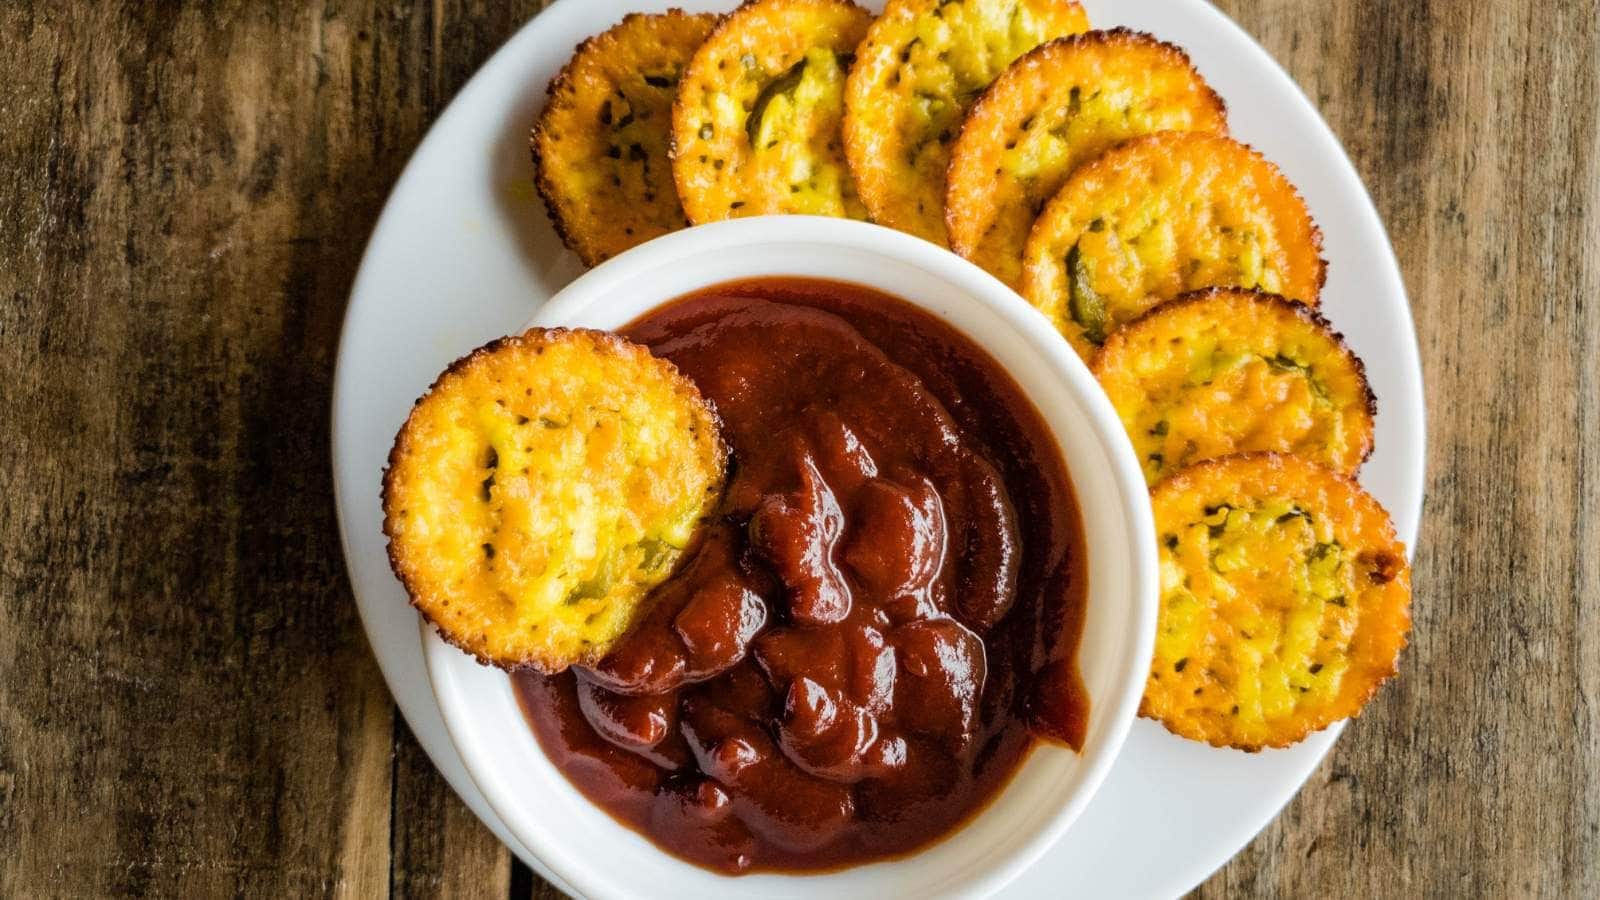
[
  {"x1": 1022, "y1": 131, "x2": 1325, "y2": 360},
  {"x1": 1094, "y1": 288, "x2": 1374, "y2": 484},
  {"x1": 533, "y1": 12, "x2": 719, "y2": 266},
  {"x1": 1141, "y1": 454, "x2": 1411, "y2": 751},
  {"x1": 671, "y1": 0, "x2": 873, "y2": 222},
  {"x1": 383, "y1": 329, "x2": 727, "y2": 672}
]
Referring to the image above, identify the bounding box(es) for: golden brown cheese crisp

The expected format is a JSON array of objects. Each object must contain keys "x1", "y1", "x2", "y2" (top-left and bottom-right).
[
  {"x1": 533, "y1": 12, "x2": 719, "y2": 266},
  {"x1": 1141, "y1": 453, "x2": 1411, "y2": 751},
  {"x1": 1022, "y1": 131, "x2": 1325, "y2": 360},
  {"x1": 947, "y1": 29, "x2": 1227, "y2": 287},
  {"x1": 1094, "y1": 288, "x2": 1375, "y2": 484},
  {"x1": 671, "y1": 0, "x2": 872, "y2": 222},
  {"x1": 383, "y1": 329, "x2": 727, "y2": 672},
  {"x1": 843, "y1": 0, "x2": 1091, "y2": 244}
]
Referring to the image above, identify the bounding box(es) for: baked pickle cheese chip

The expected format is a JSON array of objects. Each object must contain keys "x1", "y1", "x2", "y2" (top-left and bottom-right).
[
  {"x1": 1022, "y1": 131, "x2": 1326, "y2": 360},
  {"x1": 533, "y1": 11, "x2": 720, "y2": 266},
  {"x1": 1094, "y1": 288, "x2": 1375, "y2": 484},
  {"x1": 383, "y1": 329, "x2": 727, "y2": 672},
  {"x1": 1142, "y1": 454, "x2": 1411, "y2": 751},
  {"x1": 947, "y1": 29, "x2": 1227, "y2": 287},
  {"x1": 844, "y1": 0, "x2": 1091, "y2": 244},
  {"x1": 671, "y1": 0, "x2": 872, "y2": 222}
]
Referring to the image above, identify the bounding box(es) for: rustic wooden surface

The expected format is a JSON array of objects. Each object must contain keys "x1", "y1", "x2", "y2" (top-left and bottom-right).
[{"x1": 0, "y1": 0, "x2": 1594, "y2": 897}]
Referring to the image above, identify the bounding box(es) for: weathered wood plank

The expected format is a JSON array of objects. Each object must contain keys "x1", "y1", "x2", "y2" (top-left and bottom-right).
[
  {"x1": 0, "y1": 2, "x2": 404, "y2": 893},
  {"x1": 0, "y1": 1, "x2": 535, "y2": 895},
  {"x1": 1196, "y1": 0, "x2": 1600, "y2": 896},
  {"x1": 380, "y1": 3, "x2": 554, "y2": 898},
  {"x1": 391, "y1": 721, "x2": 512, "y2": 900}
]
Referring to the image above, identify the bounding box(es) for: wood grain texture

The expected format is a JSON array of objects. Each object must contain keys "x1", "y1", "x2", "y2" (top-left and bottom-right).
[
  {"x1": 1195, "y1": 0, "x2": 1600, "y2": 896},
  {"x1": 0, "y1": 0, "x2": 1594, "y2": 898},
  {"x1": 392, "y1": 719, "x2": 513, "y2": 900},
  {"x1": 0, "y1": 1, "x2": 544, "y2": 897}
]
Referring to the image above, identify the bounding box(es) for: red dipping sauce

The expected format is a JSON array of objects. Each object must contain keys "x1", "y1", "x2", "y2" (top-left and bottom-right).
[{"x1": 514, "y1": 278, "x2": 1087, "y2": 873}]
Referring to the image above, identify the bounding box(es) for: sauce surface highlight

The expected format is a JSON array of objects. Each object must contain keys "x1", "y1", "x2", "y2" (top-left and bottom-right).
[{"x1": 514, "y1": 278, "x2": 1087, "y2": 873}]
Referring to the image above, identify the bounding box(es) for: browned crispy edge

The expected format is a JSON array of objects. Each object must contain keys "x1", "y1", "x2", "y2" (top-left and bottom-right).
[
  {"x1": 1233, "y1": 135, "x2": 1331, "y2": 304},
  {"x1": 1201, "y1": 135, "x2": 1331, "y2": 305}
]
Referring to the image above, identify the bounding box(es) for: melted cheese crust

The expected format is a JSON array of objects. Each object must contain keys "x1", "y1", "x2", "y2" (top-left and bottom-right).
[
  {"x1": 1094, "y1": 288, "x2": 1374, "y2": 484},
  {"x1": 533, "y1": 12, "x2": 719, "y2": 266},
  {"x1": 843, "y1": 0, "x2": 1090, "y2": 244},
  {"x1": 1141, "y1": 454, "x2": 1411, "y2": 750},
  {"x1": 671, "y1": 0, "x2": 872, "y2": 222},
  {"x1": 1022, "y1": 131, "x2": 1325, "y2": 360},
  {"x1": 383, "y1": 329, "x2": 726, "y2": 672},
  {"x1": 947, "y1": 29, "x2": 1227, "y2": 287}
]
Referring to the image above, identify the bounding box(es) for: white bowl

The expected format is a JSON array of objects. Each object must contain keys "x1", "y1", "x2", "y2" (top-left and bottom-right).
[{"x1": 422, "y1": 216, "x2": 1158, "y2": 900}]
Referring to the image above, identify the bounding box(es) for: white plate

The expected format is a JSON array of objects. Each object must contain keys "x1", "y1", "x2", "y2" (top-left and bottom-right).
[{"x1": 330, "y1": 1, "x2": 1426, "y2": 896}]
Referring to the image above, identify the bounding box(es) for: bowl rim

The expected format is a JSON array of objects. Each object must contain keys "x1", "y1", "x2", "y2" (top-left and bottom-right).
[{"x1": 421, "y1": 215, "x2": 1159, "y2": 899}]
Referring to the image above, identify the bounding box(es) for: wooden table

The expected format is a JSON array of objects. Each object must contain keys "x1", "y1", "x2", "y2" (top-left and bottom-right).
[{"x1": 2, "y1": 1, "x2": 1595, "y2": 896}]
